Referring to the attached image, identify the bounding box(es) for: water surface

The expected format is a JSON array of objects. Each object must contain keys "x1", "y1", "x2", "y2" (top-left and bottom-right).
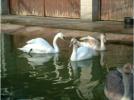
[{"x1": 1, "y1": 33, "x2": 133, "y2": 100}]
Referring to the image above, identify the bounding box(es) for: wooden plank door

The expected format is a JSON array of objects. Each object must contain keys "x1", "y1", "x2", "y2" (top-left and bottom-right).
[
  {"x1": 101, "y1": 0, "x2": 133, "y2": 21},
  {"x1": 10, "y1": 0, "x2": 19, "y2": 14},
  {"x1": 10, "y1": 0, "x2": 45, "y2": 16},
  {"x1": 45, "y1": 0, "x2": 80, "y2": 18},
  {"x1": 10, "y1": 0, "x2": 80, "y2": 18}
]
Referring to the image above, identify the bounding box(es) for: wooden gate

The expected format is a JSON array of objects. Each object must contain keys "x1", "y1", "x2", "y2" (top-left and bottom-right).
[
  {"x1": 45, "y1": 0, "x2": 80, "y2": 18},
  {"x1": 10, "y1": 0, "x2": 80, "y2": 18},
  {"x1": 101, "y1": 0, "x2": 133, "y2": 21},
  {"x1": 10, "y1": 0, "x2": 45, "y2": 16}
]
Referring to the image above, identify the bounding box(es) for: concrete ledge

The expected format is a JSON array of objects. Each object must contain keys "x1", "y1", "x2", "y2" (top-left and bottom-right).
[
  {"x1": 1, "y1": 15, "x2": 133, "y2": 34},
  {"x1": 1, "y1": 23, "x2": 133, "y2": 45}
]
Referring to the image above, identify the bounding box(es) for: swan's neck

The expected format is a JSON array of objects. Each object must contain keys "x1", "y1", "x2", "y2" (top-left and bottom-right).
[
  {"x1": 71, "y1": 45, "x2": 77, "y2": 61},
  {"x1": 121, "y1": 74, "x2": 130, "y2": 100},
  {"x1": 117, "y1": 68, "x2": 131, "y2": 100},
  {"x1": 53, "y1": 35, "x2": 59, "y2": 53},
  {"x1": 100, "y1": 37, "x2": 105, "y2": 50}
]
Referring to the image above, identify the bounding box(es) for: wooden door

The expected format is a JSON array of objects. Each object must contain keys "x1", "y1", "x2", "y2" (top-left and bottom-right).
[
  {"x1": 10, "y1": 0, "x2": 80, "y2": 18},
  {"x1": 45, "y1": 0, "x2": 80, "y2": 18},
  {"x1": 101, "y1": 0, "x2": 133, "y2": 21},
  {"x1": 10, "y1": 0, "x2": 45, "y2": 16}
]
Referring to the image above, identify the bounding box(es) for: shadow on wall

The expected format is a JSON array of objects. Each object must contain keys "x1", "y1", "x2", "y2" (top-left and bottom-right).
[{"x1": 1, "y1": 0, "x2": 9, "y2": 15}]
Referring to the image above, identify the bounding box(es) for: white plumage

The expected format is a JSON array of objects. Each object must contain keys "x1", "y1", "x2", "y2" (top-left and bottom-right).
[
  {"x1": 18, "y1": 32, "x2": 64, "y2": 53},
  {"x1": 80, "y1": 34, "x2": 106, "y2": 51},
  {"x1": 70, "y1": 38, "x2": 95, "y2": 61}
]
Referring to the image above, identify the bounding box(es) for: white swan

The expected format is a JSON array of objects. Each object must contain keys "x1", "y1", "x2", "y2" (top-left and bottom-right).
[
  {"x1": 18, "y1": 32, "x2": 64, "y2": 53},
  {"x1": 70, "y1": 38, "x2": 95, "y2": 61},
  {"x1": 80, "y1": 34, "x2": 106, "y2": 51}
]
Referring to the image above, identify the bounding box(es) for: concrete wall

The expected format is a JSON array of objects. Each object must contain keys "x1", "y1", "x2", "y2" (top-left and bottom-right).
[
  {"x1": 1, "y1": 0, "x2": 9, "y2": 15},
  {"x1": 81, "y1": 0, "x2": 92, "y2": 20},
  {"x1": 80, "y1": 0, "x2": 100, "y2": 21}
]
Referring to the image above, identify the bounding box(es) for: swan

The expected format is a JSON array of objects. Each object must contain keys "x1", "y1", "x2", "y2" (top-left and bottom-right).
[
  {"x1": 104, "y1": 63, "x2": 133, "y2": 100},
  {"x1": 70, "y1": 38, "x2": 95, "y2": 61},
  {"x1": 80, "y1": 34, "x2": 106, "y2": 51},
  {"x1": 18, "y1": 32, "x2": 64, "y2": 53}
]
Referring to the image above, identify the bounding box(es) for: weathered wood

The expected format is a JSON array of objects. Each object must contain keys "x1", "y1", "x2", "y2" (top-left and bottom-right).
[
  {"x1": 10, "y1": 0, "x2": 80, "y2": 18},
  {"x1": 45, "y1": 0, "x2": 80, "y2": 18},
  {"x1": 10, "y1": 0, "x2": 45, "y2": 16},
  {"x1": 101, "y1": 0, "x2": 133, "y2": 21},
  {"x1": 10, "y1": 0, "x2": 19, "y2": 14}
]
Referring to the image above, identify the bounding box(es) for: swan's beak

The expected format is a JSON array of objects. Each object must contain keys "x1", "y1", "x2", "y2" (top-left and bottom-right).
[
  {"x1": 61, "y1": 36, "x2": 66, "y2": 41},
  {"x1": 69, "y1": 42, "x2": 80, "y2": 48},
  {"x1": 63, "y1": 37, "x2": 66, "y2": 40},
  {"x1": 123, "y1": 63, "x2": 133, "y2": 74}
]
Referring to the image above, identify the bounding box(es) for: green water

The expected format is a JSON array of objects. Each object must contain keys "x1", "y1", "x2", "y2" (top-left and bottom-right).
[{"x1": 1, "y1": 33, "x2": 133, "y2": 100}]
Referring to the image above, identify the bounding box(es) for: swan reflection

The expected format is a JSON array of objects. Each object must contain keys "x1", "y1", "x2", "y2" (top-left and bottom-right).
[
  {"x1": 19, "y1": 53, "x2": 72, "y2": 83},
  {"x1": 69, "y1": 60, "x2": 99, "y2": 100},
  {"x1": 19, "y1": 53, "x2": 58, "y2": 68},
  {"x1": 100, "y1": 51, "x2": 105, "y2": 66}
]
